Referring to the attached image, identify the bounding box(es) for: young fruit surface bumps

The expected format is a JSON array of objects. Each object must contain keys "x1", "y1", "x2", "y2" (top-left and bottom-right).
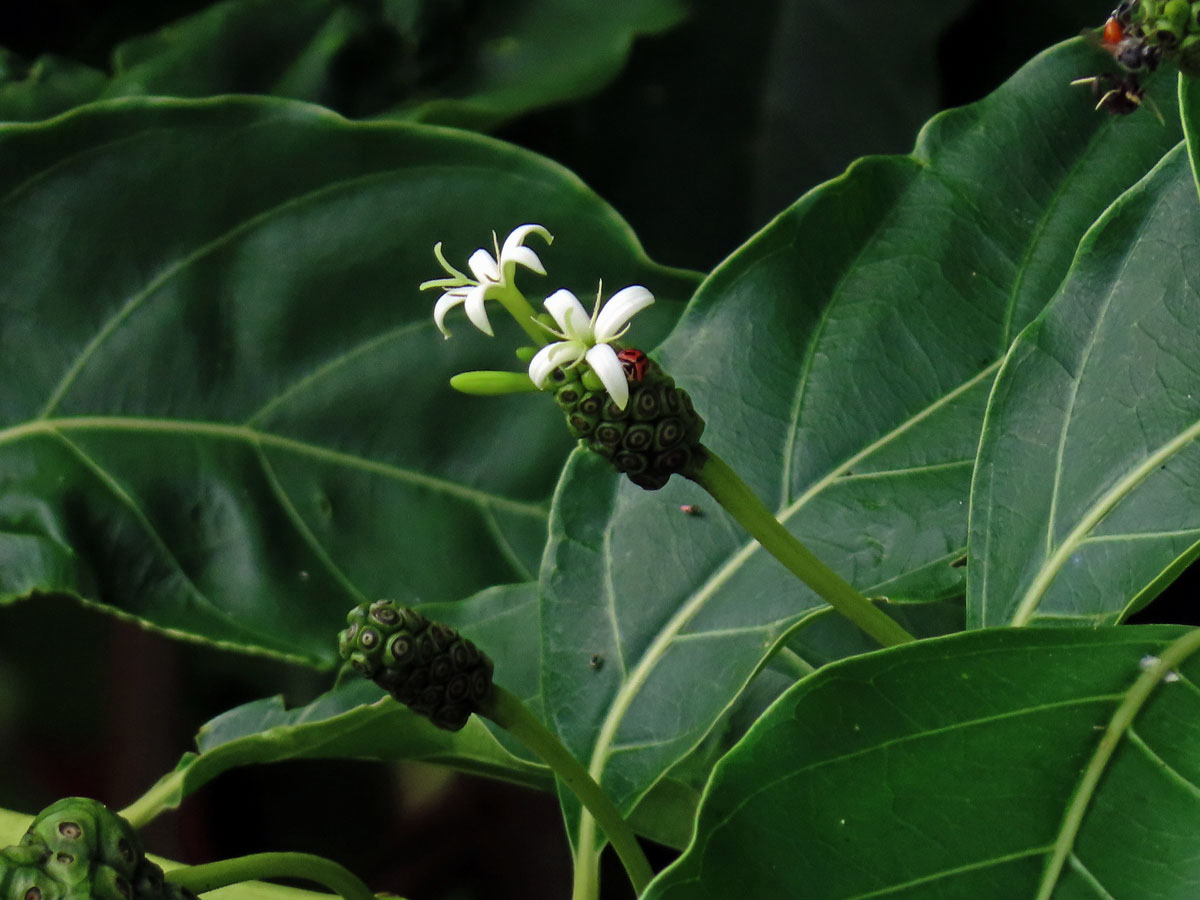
[
  {"x1": 0, "y1": 798, "x2": 195, "y2": 900},
  {"x1": 549, "y1": 354, "x2": 706, "y2": 491},
  {"x1": 339, "y1": 600, "x2": 495, "y2": 731}
]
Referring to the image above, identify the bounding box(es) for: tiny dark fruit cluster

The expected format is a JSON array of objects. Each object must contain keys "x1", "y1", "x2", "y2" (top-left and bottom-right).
[
  {"x1": 549, "y1": 349, "x2": 706, "y2": 491},
  {"x1": 338, "y1": 600, "x2": 495, "y2": 731},
  {"x1": 0, "y1": 798, "x2": 194, "y2": 900}
]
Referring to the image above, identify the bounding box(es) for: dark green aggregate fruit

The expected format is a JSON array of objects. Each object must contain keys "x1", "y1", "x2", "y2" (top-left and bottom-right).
[
  {"x1": 548, "y1": 352, "x2": 706, "y2": 491},
  {"x1": 0, "y1": 799, "x2": 195, "y2": 900},
  {"x1": 338, "y1": 599, "x2": 495, "y2": 731}
]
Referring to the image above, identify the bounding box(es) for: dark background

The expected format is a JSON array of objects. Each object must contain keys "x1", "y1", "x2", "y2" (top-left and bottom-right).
[{"x1": 1, "y1": 1, "x2": 1190, "y2": 899}]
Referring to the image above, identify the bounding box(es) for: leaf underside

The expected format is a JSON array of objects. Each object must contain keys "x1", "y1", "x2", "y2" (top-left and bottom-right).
[{"x1": 969, "y1": 139, "x2": 1200, "y2": 626}]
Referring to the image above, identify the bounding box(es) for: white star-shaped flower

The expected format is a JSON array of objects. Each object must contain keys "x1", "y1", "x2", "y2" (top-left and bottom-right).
[
  {"x1": 421, "y1": 224, "x2": 552, "y2": 338},
  {"x1": 527, "y1": 283, "x2": 655, "y2": 409}
]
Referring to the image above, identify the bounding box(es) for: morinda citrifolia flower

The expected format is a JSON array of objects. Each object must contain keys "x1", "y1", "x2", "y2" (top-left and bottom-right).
[
  {"x1": 421, "y1": 223, "x2": 552, "y2": 339},
  {"x1": 423, "y1": 225, "x2": 706, "y2": 490},
  {"x1": 527, "y1": 283, "x2": 654, "y2": 410}
]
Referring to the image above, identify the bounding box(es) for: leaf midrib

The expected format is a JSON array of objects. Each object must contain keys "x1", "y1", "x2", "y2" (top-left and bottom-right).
[{"x1": 0, "y1": 416, "x2": 549, "y2": 518}]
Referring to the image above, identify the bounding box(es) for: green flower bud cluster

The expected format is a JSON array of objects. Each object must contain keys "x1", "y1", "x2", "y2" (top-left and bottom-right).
[
  {"x1": 338, "y1": 600, "x2": 495, "y2": 732},
  {"x1": 549, "y1": 353, "x2": 706, "y2": 491},
  {"x1": 0, "y1": 799, "x2": 193, "y2": 900},
  {"x1": 1130, "y1": 0, "x2": 1200, "y2": 57}
]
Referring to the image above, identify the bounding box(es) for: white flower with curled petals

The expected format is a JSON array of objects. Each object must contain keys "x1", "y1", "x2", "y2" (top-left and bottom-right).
[
  {"x1": 527, "y1": 283, "x2": 655, "y2": 409},
  {"x1": 421, "y1": 224, "x2": 552, "y2": 338}
]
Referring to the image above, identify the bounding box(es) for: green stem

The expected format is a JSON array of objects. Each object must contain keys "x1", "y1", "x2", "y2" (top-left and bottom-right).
[
  {"x1": 119, "y1": 771, "x2": 180, "y2": 830},
  {"x1": 480, "y1": 686, "x2": 653, "y2": 898},
  {"x1": 497, "y1": 286, "x2": 549, "y2": 346},
  {"x1": 687, "y1": 448, "x2": 916, "y2": 648},
  {"x1": 166, "y1": 853, "x2": 376, "y2": 900}
]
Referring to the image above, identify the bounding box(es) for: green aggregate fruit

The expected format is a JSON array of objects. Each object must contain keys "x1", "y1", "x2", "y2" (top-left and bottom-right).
[
  {"x1": 339, "y1": 599, "x2": 495, "y2": 731},
  {"x1": 548, "y1": 351, "x2": 706, "y2": 491},
  {"x1": 22, "y1": 799, "x2": 141, "y2": 882},
  {"x1": 0, "y1": 863, "x2": 63, "y2": 900},
  {"x1": 0, "y1": 798, "x2": 193, "y2": 900}
]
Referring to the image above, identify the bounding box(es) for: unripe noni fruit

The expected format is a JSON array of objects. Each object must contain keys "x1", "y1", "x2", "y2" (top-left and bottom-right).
[
  {"x1": 22, "y1": 799, "x2": 141, "y2": 885},
  {"x1": 339, "y1": 600, "x2": 495, "y2": 731},
  {"x1": 0, "y1": 859, "x2": 63, "y2": 900},
  {"x1": 0, "y1": 798, "x2": 192, "y2": 900},
  {"x1": 548, "y1": 350, "x2": 705, "y2": 491}
]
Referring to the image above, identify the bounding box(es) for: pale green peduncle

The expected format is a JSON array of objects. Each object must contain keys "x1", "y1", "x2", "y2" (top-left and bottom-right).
[
  {"x1": 166, "y1": 852, "x2": 379, "y2": 900},
  {"x1": 497, "y1": 285, "x2": 550, "y2": 345},
  {"x1": 687, "y1": 448, "x2": 916, "y2": 647},
  {"x1": 480, "y1": 686, "x2": 653, "y2": 898}
]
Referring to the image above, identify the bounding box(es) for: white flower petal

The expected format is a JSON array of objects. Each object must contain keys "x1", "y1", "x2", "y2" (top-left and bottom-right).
[
  {"x1": 586, "y1": 344, "x2": 629, "y2": 410},
  {"x1": 501, "y1": 224, "x2": 552, "y2": 259},
  {"x1": 502, "y1": 245, "x2": 546, "y2": 275},
  {"x1": 467, "y1": 248, "x2": 500, "y2": 284},
  {"x1": 462, "y1": 284, "x2": 495, "y2": 336},
  {"x1": 529, "y1": 340, "x2": 587, "y2": 388},
  {"x1": 433, "y1": 289, "x2": 466, "y2": 338},
  {"x1": 594, "y1": 285, "x2": 654, "y2": 343},
  {"x1": 543, "y1": 289, "x2": 592, "y2": 338}
]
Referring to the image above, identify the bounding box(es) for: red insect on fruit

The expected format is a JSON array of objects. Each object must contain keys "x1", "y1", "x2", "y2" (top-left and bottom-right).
[
  {"x1": 617, "y1": 348, "x2": 649, "y2": 382},
  {"x1": 1102, "y1": 14, "x2": 1125, "y2": 45}
]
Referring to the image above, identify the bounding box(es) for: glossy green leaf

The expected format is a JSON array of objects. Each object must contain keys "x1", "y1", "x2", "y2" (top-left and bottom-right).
[
  {"x1": 647, "y1": 626, "x2": 1200, "y2": 899},
  {"x1": 755, "y1": 0, "x2": 976, "y2": 212},
  {"x1": 1181, "y1": 71, "x2": 1200, "y2": 202},
  {"x1": 539, "y1": 40, "x2": 1182, "y2": 854},
  {"x1": 128, "y1": 679, "x2": 548, "y2": 823},
  {"x1": 969, "y1": 141, "x2": 1200, "y2": 626},
  {"x1": 123, "y1": 583, "x2": 551, "y2": 822},
  {"x1": 754, "y1": 0, "x2": 1113, "y2": 215},
  {"x1": 0, "y1": 51, "x2": 108, "y2": 123},
  {"x1": 0, "y1": 0, "x2": 688, "y2": 130},
  {"x1": 0, "y1": 96, "x2": 698, "y2": 666}
]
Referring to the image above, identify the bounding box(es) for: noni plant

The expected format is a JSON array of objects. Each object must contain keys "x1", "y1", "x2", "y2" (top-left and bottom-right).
[{"x1": 3, "y1": 0, "x2": 1200, "y2": 899}]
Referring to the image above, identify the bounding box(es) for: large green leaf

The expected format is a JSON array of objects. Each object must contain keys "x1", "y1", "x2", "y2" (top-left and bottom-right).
[
  {"x1": 0, "y1": 51, "x2": 108, "y2": 123},
  {"x1": 129, "y1": 678, "x2": 550, "y2": 823},
  {"x1": 0, "y1": 96, "x2": 698, "y2": 666},
  {"x1": 538, "y1": 40, "x2": 1182, "y2": 856},
  {"x1": 753, "y1": 0, "x2": 1122, "y2": 218},
  {"x1": 0, "y1": 0, "x2": 688, "y2": 129},
  {"x1": 647, "y1": 625, "x2": 1200, "y2": 899},
  {"x1": 968, "y1": 138, "x2": 1200, "y2": 626}
]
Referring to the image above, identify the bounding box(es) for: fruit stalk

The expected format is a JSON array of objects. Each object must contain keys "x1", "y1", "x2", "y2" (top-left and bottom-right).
[{"x1": 687, "y1": 449, "x2": 917, "y2": 647}]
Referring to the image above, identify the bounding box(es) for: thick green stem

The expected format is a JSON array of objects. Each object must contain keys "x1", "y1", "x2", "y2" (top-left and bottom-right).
[
  {"x1": 119, "y1": 771, "x2": 180, "y2": 830},
  {"x1": 166, "y1": 853, "x2": 376, "y2": 900},
  {"x1": 480, "y1": 686, "x2": 653, "y2": 897},
  {"x1": 497, "y1": 286, "x2": 549, "y2": 345},
  {"x1": 687, "y1": 448, "x2": 916, "y2": 647}
]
